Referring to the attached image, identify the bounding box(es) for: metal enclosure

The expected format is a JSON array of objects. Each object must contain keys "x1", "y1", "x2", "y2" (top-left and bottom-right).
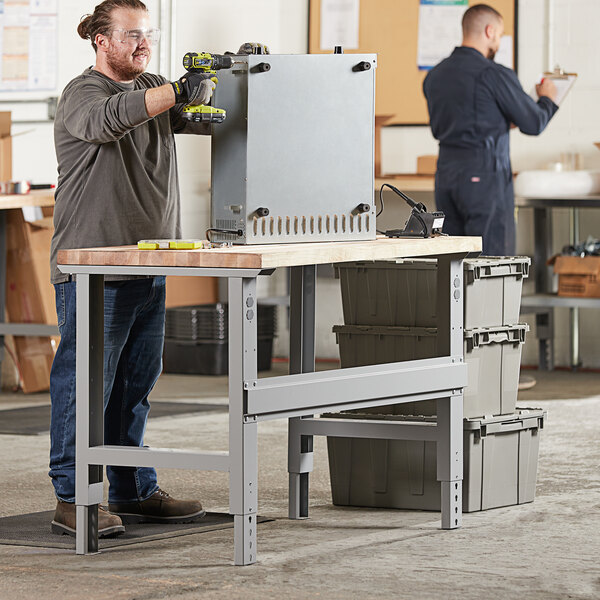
[{"x1": 210, "y1": 53, "x2": 377, "y2": 244}]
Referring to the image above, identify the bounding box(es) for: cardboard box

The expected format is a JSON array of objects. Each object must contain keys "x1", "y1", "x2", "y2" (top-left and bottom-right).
[
  {"x1": 0, "y1": 112, "x2": 12, "y2": 180},
  {"x1": 416, "y1": 154, "x2": 437, "y2": 175},
  {"x1": 0, "y1": 331, "x2": 19, "y2": 390},
  {"x1": 166, "y1": 276, "x2": 219, "y2": 308},
  {"x1": 5, "y1": 210, "x2": 56, "y2": 393},
  {"x1": 552, "y1": 255, "x2": 600, "y2": 297}
]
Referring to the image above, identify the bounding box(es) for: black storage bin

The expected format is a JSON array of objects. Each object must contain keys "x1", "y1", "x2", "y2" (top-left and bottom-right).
[
  {"x1": 163, "y1": 337, "x2": 274, "y2": 375},
  {"x1": 163, "y1": 303, "x2": 276, "y2": 375},
  {"x1": 165, "y1": 302, "x2": 277, "y2": 340}
]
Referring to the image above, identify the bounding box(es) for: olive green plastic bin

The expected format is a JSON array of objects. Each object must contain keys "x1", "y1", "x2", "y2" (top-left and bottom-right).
[
  {"x1": 335, "y1": 256, "x2": 530, "y2": 329},
  {"x1": 333, "y1": 323, "x2": 528, "y2": 418},
  {"x1": 326, "y1": 408, "x2": 545, "y2": 512}
]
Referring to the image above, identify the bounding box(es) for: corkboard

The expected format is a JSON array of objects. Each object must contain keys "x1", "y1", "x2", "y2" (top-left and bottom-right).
[{"x1": 309, "y1": 0, "x2": 517, "y2": 125}]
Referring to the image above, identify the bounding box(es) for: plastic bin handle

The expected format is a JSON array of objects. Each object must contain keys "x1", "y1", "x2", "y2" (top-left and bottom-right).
[
  {"x1": 468, "y1": 261, "x2": 530, "y2": 281},
  {"x1": 482, "y1": 421, "x2": 537, "y2": 436},
  {"x1": 488, "y1": 332, "x2": 510, "y2": 344},
  {"x1": 469, "y1": 325, "x2": 527, "y2": 348}
]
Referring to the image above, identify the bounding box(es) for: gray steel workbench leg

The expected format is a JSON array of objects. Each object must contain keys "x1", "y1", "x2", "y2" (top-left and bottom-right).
[
  {"x1": 534, "y1": 206, "x2": 555, "y2": 370},
  {"x1": 229, "y1": 276, "x2": 259, "y2": 565},
  {"x1": 75, "y1": 274, "x2": 104, "y2": 554},
  {"x1": 436, "y1": 256, "x2": 463, "y2": 529},
  {"x1": 0, "y1": 212, "x2": 6, "y2": 388},
  {"x1": 288, "y1": 266, "x2": 316, "y2": 520}
]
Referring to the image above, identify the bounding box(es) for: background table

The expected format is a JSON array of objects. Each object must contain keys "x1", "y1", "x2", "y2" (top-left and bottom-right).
[
  {"x1": 0, "y1": 191, "x2": 57, "y2": 387},
  {"x1": 516, "y1": 194, "x2": 600, "y2": 370},
  {"x1": 58, "y1": 235, "x2": 481, "y2": 565}
]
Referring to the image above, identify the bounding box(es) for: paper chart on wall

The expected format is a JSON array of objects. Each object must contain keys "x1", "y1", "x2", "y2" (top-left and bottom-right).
[
  {"x1": 417, "y1": 0, "x2": 468, "y2": 70},
  {"x1": 0, "y1": 0, "x2": 58, "y2": 92},
  {"x1": 320, "y1": 0, "x2": 360, "y2": 50}
]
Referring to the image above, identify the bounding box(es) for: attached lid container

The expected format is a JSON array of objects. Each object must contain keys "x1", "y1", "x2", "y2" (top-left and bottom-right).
[
  {"x1": 462, "y1": 324, "x2": 528, "y2": 418},
  {"x1": 333, "y1": 322, "x2": 528, "y2": 419},
  {"x1": 326, "y1": 408, "x2": 546, "y2": 513},
  {"x1": 335, "y1": 256, "x2": 530, "y2": 329},
  {"x1": 332, "y1": 324, "x2": 438, "y2": 366},
  {"x1": 336, "y1": 259, "x2": 437, "y2": 327},
  {"x1": 463, "y1": 257, "x2": 530, "y2": 329}
]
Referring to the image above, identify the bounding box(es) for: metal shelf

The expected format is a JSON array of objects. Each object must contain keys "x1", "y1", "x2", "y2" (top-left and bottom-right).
[
  {"x1": 516, "y1": 195, "x2": 600, "y2": 209},
  {"x1": 521, "y1": 293, "x2": 600, "y2": 310}
]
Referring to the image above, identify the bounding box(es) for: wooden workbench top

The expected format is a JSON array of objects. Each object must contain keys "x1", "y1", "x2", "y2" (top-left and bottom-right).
[
  {"x1": 0, "y1": 190, "x2": 55, "y2": 210},
  {"x1": 58, "y1": 236, "x2": 481, "y2": 270}
]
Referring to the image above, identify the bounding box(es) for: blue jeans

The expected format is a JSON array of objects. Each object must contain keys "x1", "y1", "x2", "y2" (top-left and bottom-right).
[{"x1": 49, "y1": 277, "x2": 166, "y2": 503}]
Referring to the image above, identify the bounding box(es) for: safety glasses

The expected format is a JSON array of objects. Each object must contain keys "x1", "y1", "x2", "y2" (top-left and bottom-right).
[{"x1": 111, "y1": 27, "x2": 161, "y2": 46}]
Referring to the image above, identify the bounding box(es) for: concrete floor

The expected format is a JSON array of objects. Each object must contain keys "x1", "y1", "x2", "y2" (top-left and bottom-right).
[{"x1": 0, "y1": 365, "x2": 599, "y2": 599}]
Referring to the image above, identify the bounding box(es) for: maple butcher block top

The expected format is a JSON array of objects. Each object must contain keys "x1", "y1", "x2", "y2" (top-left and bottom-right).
[{"x1": 58, "y1": 236, "x2": 481, "y2": 271}]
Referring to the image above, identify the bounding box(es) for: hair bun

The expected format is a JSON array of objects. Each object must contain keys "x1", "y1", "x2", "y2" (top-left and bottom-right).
[{"x1": 77, "y1": 14, "x2": 92, "y2": 40}]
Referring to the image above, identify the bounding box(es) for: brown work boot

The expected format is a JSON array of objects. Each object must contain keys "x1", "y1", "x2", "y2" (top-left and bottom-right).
[
  {"x1": 51, "y1": 500, "x2": 125, "y2": 537},
  {"x1": 108, "y1": 489, "x2": 206, "y2": 524}
]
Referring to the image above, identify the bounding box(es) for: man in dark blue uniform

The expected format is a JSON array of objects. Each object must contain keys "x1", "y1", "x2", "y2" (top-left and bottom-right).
[{"x1": 423, "y1": 4, "x2": 558, "y2": 255}]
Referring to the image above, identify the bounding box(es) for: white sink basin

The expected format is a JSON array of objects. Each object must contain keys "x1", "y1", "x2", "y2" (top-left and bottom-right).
[{"x1": 514, "y1": 170, "x2": 600, "y2": 198}]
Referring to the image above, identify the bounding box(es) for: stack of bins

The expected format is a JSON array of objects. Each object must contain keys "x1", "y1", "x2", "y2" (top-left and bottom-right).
[
  {"x1": 328, "y1": 257, "x2": 546, "y2": 512},
  {"x1": 163, "y1": 303, "x2": 276, "y2": 375}
]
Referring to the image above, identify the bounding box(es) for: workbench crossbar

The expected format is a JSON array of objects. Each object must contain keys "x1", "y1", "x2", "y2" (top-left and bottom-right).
[
  {"x1": 246, "y1": 357, "x2": 466, "y2": 419},
  {"x1": 0, "y1": 323, "x2": 59, "y2": 336},
  {"x1": 84, "y1": 446, "x2": 230, "y2": 471}
]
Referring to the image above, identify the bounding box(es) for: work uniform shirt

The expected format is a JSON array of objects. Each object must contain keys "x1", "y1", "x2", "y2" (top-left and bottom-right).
[
  {"x1": 423, "y1": 46, "x2": 558, "y2": 254},
  {"x1": 51, "y1": 68, "x2": 209, "y2": 283}
]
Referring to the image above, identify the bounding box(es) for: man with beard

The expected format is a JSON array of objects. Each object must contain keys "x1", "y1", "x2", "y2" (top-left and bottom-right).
[
  {"x1": 49, "y1": 0, "x2": 257, "y2": 536},
  {"x1": 423, "y1": 4, "x2": 558, "y2": 255}
]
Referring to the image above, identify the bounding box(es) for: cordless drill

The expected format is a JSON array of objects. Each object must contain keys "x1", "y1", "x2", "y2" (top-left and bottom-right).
[{"x1": 181, "y1": 52, "x2": 233, "y2": 123}]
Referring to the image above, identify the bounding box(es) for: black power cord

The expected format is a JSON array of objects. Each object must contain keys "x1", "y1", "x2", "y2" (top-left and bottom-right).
[
  {"x1": 377, "y1": 183, "x2": 445, "y2": 238},
  {"x1": 206, "y1": 228, "x2": 244, "y2": 242}
]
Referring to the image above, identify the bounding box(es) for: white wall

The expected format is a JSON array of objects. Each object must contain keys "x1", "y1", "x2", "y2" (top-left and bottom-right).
[
  {"x1": 172, "y1": 0, "x2": 309, "y2": 238},
  {"x1": 6, "y1": 0, "x2": 600, "y2": 365}
]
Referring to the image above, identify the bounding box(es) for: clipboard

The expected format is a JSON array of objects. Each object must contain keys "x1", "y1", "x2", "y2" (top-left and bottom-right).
[{"x1": 536, "y1": 67, "x2": 577, "y2": 106}]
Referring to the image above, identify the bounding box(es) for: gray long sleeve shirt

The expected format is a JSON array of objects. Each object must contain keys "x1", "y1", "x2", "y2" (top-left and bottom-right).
[{"x1": 51, "y1": 68, "x2": 209, "y2": 283}]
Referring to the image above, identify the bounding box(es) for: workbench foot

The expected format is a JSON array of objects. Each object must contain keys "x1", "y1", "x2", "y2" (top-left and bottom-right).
[
  {"x1": 233, "y1": 513, "x2": 257, "y2": 565},
  {"x1": 440, "y1": 481, "x2": 462, "y2": 529},
  {"x1": 289, "y1": 472, "x2": 310, "y2": 519},
  {"x1": 75, "y1": 504, "x2": 99, "y2": 554},
  {"x1": 288, "y1": 417, "x2": 313, "y2": 519},
  {"x1": 437, "y1": 393, "x2": 462, "y2": 530},
  {"x1": 536, "y1": 311, "x2": 554, "y2": 371}
]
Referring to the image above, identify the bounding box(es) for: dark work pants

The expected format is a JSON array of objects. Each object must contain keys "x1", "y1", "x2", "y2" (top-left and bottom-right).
[{"x1": 434, "y1": 165, "x2": 515, "y2": 256}]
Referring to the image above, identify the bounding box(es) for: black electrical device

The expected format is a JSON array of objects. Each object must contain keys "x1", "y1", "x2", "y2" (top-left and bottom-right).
[{"x1": 378, "y1": 183, "x2": 445, "y2": 238}]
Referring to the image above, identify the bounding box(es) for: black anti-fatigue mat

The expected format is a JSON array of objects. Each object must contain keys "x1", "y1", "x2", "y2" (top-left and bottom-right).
[
  {"x1": 0, "y1": 401, "x2": 227, "y2": 436},
  {"x1": 0, "y1": 510, "x2": 272, "y2": 549}
]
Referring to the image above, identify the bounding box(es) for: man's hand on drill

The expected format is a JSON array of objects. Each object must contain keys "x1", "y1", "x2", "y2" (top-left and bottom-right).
[{"x1": 171, "y1": 72, "x2": 216, "y2": 105}]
